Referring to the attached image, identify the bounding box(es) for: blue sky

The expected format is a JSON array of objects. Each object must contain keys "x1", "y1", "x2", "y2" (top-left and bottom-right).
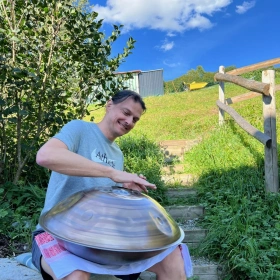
[{"x1": 89, "y1": 0, "x2": 279, "y2": 81}]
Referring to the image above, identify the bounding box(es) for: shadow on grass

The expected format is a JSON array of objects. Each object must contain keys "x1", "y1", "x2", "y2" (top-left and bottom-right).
[{"x1": 190, "y1": 162, "x2": 280, "y2": 280}]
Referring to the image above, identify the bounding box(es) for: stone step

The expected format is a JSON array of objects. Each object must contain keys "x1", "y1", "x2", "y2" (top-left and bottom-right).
[
  {"x1": 166, "y1": 187, "x2": 197, "y2": 198},
  {"x1": 182, "y1": 227, "x2": 208, "y2": 249},
  {"x1": 162, "y1": 163, "x2": 188, "y2": 174},
  {"x1": 159, "y1": 139, "x2": 201, "y2": 164},
  {"x1": 161, "y1": 146, "x2": 186, "y2": 157},
  {"x1": 159, "y1": 139, "x2": 201, "y2": 151},
  {"x1": 159, "y1": 139, "x2": 191, "y2": 147},
  {"x1": 162, "y1": 174, "x2": 198, "y2": 186},
  {"x1": 166, "y1": 205, "x2": 204, "y2": 221},
  {"x1": 165, "y1": 189, "x2": 207, "y2": 248}
]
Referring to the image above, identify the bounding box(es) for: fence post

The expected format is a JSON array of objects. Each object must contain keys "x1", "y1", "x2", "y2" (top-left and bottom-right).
[
  {"x1": 262, "y1": 70, "x2": 279, "y2": 192},
  {"x1": 218, "y1": 66, "x2": 225, "y2": 125}
]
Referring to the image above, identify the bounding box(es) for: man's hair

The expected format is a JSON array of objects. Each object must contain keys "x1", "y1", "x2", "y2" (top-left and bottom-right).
[{"x1": 111, "y1": 90, "x2": 146, "y2": 112}]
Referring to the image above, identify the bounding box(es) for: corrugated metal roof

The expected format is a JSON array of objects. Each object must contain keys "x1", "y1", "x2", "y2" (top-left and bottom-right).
[{"x1": 114, "y1": 70, "x2": 142, "y2": 75}]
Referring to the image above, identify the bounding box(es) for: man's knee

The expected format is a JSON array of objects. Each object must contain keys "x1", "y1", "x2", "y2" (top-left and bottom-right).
[
  {"x1": 64, "y1": 270, "x2": 90, "y2": 280},
  {"x1": 148, "y1": 247, "x2": 186, "y2": 278},
  {"x1": 41, "y1": 257, "x2": 90, "y2": 280}
]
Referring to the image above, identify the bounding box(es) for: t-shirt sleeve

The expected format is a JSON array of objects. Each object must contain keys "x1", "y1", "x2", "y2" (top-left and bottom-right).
[{"x1": 53, "y1": 120, "x2": 83, "y2": 152}]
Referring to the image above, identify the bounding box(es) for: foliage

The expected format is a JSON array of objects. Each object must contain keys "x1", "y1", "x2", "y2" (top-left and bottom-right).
[
  {"x1": 240, "y1": 66, "x2": 278, "y2": 82},
  {"x1": 195, "y1": 167, "x2": 280, "y2": 279},
  {"x1": 0, "y1": 182, "x2": 45, "y2": 245},
  {"x1": 224, "y1": 65, "x2": 237, "y2": 72},
  {"x1": 0, "y1": 0, "x2": 135, "y2": 184},
  {"x1": 182, "y1": 122, "x2": 280, "y2": 279},
  {"x1": 118, "y1": 135, "x2": 167, "y2": 203}
]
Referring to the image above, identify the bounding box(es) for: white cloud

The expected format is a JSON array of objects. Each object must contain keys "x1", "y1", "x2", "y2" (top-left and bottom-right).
[
  {"x1": 163, "y1": 60, "x2": 181, "y2": 68},
  {"x1": 93, "y1": 0, "x2": 233, "y2": 33},
  {"x1": 167, "y1": 32, "x2": 176, "y2": 37},
  {"x1": 236, "y1": 1, "x2": 256, "y2": 14},
  {"x1": 160, "y1": 41, "x2": 174, "y2": 51}
]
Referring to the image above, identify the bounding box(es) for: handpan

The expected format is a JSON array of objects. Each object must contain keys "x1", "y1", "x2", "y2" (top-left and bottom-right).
[{"x1": 39, "y1": 186, "x2": 184, "y2": 265}]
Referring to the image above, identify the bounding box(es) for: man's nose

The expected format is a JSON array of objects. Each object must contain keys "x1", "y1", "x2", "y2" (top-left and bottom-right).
[{"x1": 126, "y1": 116, "x2": 134, "y2": 126}]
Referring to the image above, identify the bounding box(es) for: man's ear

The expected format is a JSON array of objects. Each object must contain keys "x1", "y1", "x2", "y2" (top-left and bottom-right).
[{"x1": 106, "y1": 100, "x2": 113, "y2": 112}]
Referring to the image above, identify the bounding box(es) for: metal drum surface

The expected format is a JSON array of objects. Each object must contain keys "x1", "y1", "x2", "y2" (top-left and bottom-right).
[{"x1": 39, "y1": 186, "x2": 184, "y2": 265}]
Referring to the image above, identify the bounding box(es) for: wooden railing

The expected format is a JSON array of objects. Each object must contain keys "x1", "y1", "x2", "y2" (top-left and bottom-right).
[{"x1": 215, "y1": 58, "x2": 280, "y2": 193}]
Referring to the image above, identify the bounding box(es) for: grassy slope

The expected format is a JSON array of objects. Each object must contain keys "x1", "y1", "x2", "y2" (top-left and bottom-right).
[
  {"x1": 86, "y1": 83, "x2": 248, "y2": 141},
  {"x1": 86, "y1": 73, "x2": 280, "y2": 175}
]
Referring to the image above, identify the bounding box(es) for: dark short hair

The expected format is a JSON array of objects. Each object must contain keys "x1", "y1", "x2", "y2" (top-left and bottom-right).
[{"x1": 111, "y1": 90, "x2": 146, "y2": 112}]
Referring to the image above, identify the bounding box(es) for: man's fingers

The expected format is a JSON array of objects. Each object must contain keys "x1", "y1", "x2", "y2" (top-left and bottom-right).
[
  {"x1": 138, "y1": 174, "x2": 146, "y2": 180},
  {"x1": 139, "y1": 184, "x2": 148, "y2": 193}
]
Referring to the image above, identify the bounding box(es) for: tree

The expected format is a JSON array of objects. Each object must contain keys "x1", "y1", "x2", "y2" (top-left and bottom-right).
[{"x1": 0, "y1": 0, "x2": 136, "y2": 184}]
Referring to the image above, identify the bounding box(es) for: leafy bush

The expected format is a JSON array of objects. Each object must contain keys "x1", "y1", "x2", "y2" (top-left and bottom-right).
[
  {"x1": 0, "y1": 0, "x2": 135, "y2": 184},
  {"x1": 118, "y1": 135, "x2": 167, "y2": 203},
  {"x1": 0, "y1": 182, "x2": 45, "y2": 246}
]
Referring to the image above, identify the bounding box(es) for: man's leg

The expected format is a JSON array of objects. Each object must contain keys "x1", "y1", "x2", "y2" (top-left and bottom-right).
[
  {"x1": 41, "y1": 256, "x2": 91, "y2": 280},
  {"x1": 147, "y1": 246, "x2": 186, "y2": 280}
]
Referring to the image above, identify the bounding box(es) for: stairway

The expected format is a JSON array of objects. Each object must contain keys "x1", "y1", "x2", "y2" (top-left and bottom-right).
[
  {"x1": 157, "y1": 139, "x2": 221, "y2": 280},
  {"x1": 90, "y1": 139, "x2": 222, "y2": 280}
]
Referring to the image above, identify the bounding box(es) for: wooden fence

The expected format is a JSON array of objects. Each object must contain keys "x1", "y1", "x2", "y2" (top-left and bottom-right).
[{"x1": 215, "y1": 58, "x2": 280, "y2": 193}]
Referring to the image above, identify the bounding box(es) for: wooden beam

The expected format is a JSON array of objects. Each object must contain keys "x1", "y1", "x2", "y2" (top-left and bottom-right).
[
  {"x1": 226, "y1": 84, "x2": 280, "y2": 104},
  {"x1": 218, "y1": 66, "x2": 225, "y2": 125},
  {"x1": 262, "y1": 70, "x2": 279, "y2": 192},
  {"x1": 226, "y1": 91, "x2": 261, "y2": 104},
  {"x1": 216, "y1": 100, "x2": 271, "y2": 147},
  {"x1": 214, "y1": 73, "x2": 270, "y2": 95},
  {"x1": 227, "y1": 58, "x2": 280, "y2": 76}
]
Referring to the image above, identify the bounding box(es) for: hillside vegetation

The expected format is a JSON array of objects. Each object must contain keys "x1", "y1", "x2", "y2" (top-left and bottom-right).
[{"x1": 163, "y1": 65, "x2": 236, "y2": 94}]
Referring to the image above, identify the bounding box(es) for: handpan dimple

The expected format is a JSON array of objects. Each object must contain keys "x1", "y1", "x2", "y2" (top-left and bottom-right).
[{"x1": 81, "y1": 210, "x2": 94, "y2": 221}]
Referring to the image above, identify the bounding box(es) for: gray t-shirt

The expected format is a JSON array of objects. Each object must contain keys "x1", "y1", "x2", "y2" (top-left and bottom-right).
[{"x1": 39, "y1": 120, "x2": 123, "y2": 217}]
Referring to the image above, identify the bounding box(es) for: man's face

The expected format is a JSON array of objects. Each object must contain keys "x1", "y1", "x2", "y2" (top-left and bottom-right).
[{"x1": 105, "y1": 97, "x2": 143, "y2": 139}]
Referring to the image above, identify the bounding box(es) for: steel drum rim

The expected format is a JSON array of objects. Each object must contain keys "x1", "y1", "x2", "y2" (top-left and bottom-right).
[{"x1": 42, "y1": 227, "x2": 185, "y2": 253}]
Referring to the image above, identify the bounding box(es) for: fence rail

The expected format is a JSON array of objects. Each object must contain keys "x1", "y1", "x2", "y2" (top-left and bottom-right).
[
  {"x1": 214, "y1": 73, "x2": 270, "y2": 95},
  {"x1": 216, "y1": 59, "x2": 279, "y2": 192},
  {"x1": 216, "y1": 100, "x2": 271, "y2": 147},
  {"x1": 227, "y1": 58, "x2": 280, "y2": 76}
]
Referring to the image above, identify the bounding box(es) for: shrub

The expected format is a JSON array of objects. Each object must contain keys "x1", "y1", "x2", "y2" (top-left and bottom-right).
[
  {"x1": 0, "y1": 182, "x2": 45, "y2": 246},
  {"x1": 118, "y1": 135, "x2": 167, "y2": 203}
]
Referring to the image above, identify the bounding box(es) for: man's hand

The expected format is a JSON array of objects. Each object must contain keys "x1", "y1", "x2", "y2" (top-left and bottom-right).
[{"x1": 112, "y1": 171, "x2": 156, "y2": 193}]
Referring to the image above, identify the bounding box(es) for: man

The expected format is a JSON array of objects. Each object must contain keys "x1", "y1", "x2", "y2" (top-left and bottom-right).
[{"x1": 32, "y1": 90, "x2": 187, "y2": 280}]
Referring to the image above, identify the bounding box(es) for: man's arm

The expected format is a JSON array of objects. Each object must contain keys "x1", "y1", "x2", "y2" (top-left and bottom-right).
[{"x1": 36, "y1": 138, "x2": 156, "y2": 192}]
